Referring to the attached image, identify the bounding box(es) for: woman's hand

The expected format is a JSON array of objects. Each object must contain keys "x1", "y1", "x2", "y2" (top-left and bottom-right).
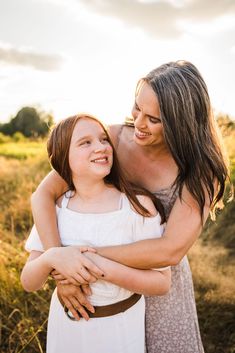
[
  {"x1": 57, "y1": 282, "x2": 94, "y2": 321},
  {"x1": 47, "y1": 246, "x2": 105, "y2": 285}
]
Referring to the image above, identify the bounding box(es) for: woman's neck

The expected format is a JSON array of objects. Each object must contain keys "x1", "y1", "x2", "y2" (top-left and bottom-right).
[{"x1": 135, "y1": 140, "x2": 172, "y2": 162}]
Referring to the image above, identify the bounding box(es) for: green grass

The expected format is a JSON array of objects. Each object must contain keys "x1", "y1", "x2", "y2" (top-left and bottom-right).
[{"x1": 0, "y1": 141, "x2": 47, "y2": 160}]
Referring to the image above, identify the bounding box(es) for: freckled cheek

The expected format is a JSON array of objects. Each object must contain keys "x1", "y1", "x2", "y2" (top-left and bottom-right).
[
  {"x1": 69, "y1": 151, "x2": 85, "y2": 170},
  {"x1": 108, "y1": 145, "x2": 113, "y2": 158},
  {"x1": 107, "y1": 145, "x2": 113, "y2": 164}
]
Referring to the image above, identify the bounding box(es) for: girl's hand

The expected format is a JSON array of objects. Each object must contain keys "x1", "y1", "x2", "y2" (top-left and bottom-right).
[
  {"x1": 57, "y1": 283, "x2": 94, "y2": 321},
  {"x1": 47, "y1": 246, "x2": 105, "y2": 285},
  {"x1": 51, "y1": 269, "x2": 98, "y2": 286},
  {"x1": 51, "y1": 270, "x2": 66, "y2": 281}
]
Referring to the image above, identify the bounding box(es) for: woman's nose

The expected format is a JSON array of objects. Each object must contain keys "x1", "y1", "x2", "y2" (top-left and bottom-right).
[{"x1": 134, "y1": 112, "x2": 146, "y2": 129}]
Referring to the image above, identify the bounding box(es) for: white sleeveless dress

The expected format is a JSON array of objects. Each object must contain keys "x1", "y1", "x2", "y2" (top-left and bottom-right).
[{"x1": 25, "y1": 192, "x2": 165, "y2": 353}]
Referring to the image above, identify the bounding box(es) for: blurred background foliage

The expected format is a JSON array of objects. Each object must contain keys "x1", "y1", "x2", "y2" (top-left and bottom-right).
[{"x1": 0, "y1": 111, "x2": 234, "y2": 352}]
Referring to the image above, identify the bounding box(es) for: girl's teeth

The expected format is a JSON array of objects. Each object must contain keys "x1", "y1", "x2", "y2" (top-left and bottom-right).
[{"x1": 94, "y1": 158, "x2": 107, "y2": 162}]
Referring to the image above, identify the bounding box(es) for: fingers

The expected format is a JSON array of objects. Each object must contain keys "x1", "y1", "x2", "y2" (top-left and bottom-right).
[
  {"x1": 82, "y1": 257, "x2": 105, "y2": 278},
  {"x1": 61, "y1": 296, "x2": 81, "y2": 321},
  {"x1": 81, "y1": 284, "x2": 92, "y2": 296},
  {"x1": 51, "y1": 269, "x2": 59, "y2": 276},
  {"x1": 74, "y1": 266, "x2": 94, "y2": 282},
  {"x1": 68, "y1": 296, "x2": 90, "y2": 321},
  {"x1": 66, "y1": 275, "x2": 86, "y2": 286},
  {"x1": 71, "y1": 287, "x2": 95, "y2": 314},
  {"x1": 79, "y1": 246, "x2": 97, "y2": 254},
  {"x1": 61, "y1": 293, "x2": 94, "y2": 321},
  {"x1": 59, "y1": 279, "x2": 71, "y2": 285},
  {"x1": 58, "y1": 284, "x2": 95, "y2": 321},
  {"x1": 53, "y1": 274, "x2": 67, "y2": 281}
]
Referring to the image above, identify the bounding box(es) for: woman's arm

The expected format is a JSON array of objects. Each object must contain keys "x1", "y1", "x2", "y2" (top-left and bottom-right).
[
  {"x1": 97, "y1": 186, "x2": 211, "y2": 268},
  {"x1": 84, "y1": 252, "x2": 171, "y2": 296},
  {"x1": 31, "y1": 170, "x2": 67, "y2": 249}
]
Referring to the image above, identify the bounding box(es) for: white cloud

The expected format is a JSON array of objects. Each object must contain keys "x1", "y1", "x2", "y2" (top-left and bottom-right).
[
  {"x1": 74, "y1": 0, "x2": 235, "y2": 38},
  {"x1": 0, "y1": 43, "x2": 64, "y2": 71}
]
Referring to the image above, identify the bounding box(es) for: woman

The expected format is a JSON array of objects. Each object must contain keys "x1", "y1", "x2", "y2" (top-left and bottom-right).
[
  {"x1": 31, "y1": 61, "x2": 230, "y2": 353},
  {"x1": 21, "y1": 114, "x2": 171, "y2": 353}
]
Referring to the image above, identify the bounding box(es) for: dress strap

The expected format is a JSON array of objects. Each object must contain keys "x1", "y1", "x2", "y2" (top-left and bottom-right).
[
  {"x1": 61, "y1": 191, "x2": 72, "y2": 209},
  {"x1": 118, "y1": 193, "x2": 131, "y2": 210}
]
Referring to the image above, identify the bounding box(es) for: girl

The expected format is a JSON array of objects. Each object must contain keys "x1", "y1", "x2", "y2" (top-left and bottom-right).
[{"x1": 21, "y1": 114, "x2": 171, "y2": 353}]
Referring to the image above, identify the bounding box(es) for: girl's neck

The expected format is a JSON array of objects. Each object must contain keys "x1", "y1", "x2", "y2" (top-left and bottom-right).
[
  {"x1": 68, "y1": 179, "x2": 121, "y2": 214},
  {"x1": 73, "y1": 178, "x2": 110, "y2": 202}
]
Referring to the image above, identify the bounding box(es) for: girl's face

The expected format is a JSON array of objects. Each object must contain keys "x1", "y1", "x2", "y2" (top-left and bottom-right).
[
  {"x1": 132, "y1": 82, "x2": 165, "y2": 148},
  {"x1": 69, "y1": 118, "x2": 113, "y2": 181}
]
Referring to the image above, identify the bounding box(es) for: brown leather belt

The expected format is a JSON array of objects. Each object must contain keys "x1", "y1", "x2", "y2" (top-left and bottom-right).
[{"x1": 58, "y1": 293, "x2": 142, "y2": 320}]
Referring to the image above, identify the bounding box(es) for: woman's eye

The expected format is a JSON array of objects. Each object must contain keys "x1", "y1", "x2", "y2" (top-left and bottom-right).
[
  {"x1": 149, "y1": 117, "x2": 161, "y2": 124},
  {"x1": 134, "y1": 103, "x2": 140, "y2": 111}
]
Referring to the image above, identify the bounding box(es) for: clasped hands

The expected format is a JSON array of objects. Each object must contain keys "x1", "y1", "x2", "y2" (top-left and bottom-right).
[{"x1": 49, "y1": 245, "x2": 105, "y2": 321}]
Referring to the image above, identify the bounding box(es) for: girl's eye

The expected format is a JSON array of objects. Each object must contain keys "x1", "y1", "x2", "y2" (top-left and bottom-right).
[
  {"x1": 101, "y1": 137, "x2": 109, "y2": 144},
  {"x1": 80, "y1": 140, "x2": 91, "y2": 146}
]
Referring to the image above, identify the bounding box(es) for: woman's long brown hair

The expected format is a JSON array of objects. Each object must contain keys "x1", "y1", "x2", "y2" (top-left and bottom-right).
[
  {"x1": 141, "y1": 60, "x2": 231, "y2": 220},
  {"x1": 47, "y1": 114, "x2": 165, "y2": 223}
]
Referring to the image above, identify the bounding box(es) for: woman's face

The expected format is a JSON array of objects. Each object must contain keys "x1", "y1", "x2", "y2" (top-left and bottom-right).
[
  {"x1": 69, "y1": 118, "x2": 113, "y2": 182},
  {"x1": 132, "y1": 82, "x2": 165, "y2": 147}
]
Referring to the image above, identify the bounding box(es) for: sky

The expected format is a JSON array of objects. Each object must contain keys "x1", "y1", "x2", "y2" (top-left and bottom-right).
[{"x1": 0, "y1": 0, "x2": 235, "y2": 125}]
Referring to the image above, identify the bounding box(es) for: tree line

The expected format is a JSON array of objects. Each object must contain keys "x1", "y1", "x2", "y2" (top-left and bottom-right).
[
  {"x1": 0, "y1": 107, "x2": 234, "y2": 140},
  {"x1": 0, "y1": 107, "x2": 54, "y2": 138}
]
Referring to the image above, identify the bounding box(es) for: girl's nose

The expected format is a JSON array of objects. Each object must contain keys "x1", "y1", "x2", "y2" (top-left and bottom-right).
[{"x1": 94, "y1": 141, "x2": 106, "y2": 153}]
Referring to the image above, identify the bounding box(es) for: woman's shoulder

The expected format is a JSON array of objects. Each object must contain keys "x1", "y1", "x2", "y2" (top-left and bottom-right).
[{"x1": 108, "y1": 120, "x2": 134, "y2": 148}]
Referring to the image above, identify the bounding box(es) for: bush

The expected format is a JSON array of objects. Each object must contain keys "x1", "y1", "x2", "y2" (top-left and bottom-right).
[
  {"x1": 0, "y1": 132, "x2": 11, "y2": 144},
  {"x1": 12, "y1": 132, "x2": 26, "y2": 142}
]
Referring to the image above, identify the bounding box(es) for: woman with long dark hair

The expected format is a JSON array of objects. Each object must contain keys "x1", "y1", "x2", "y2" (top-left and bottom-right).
[{"x1": 30, "y1": 61, "x2": 230, "y2": 353}]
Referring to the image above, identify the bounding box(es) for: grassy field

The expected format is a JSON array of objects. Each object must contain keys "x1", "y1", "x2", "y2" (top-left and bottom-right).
[
  {"x1": 0, "y1": 131, "x2": 234, "y2": 353},
  {"x1": 0, "y1": 141, "x2": 47, "y2": 160}
]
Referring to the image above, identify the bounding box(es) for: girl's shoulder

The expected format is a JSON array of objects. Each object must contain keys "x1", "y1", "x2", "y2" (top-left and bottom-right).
[
  {"x1": 135, "y1": 194, "x2": 158, "y2": 217},
  {"x1": 56, "y1": 190, "x2": 73, "y2": 210}
]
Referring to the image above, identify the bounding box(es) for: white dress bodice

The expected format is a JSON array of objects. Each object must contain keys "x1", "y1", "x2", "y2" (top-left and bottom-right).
[{"x1": 25, "y1": 192, "x2": 164, "y2": 306}]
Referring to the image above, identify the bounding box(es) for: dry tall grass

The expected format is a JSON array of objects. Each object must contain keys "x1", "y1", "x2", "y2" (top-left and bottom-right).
[{"x1": 0, "y1": 130, "x2": 234, "y2": 352}]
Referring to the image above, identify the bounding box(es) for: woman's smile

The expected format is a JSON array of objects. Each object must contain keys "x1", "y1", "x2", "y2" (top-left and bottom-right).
[{"x1": 134, "y1": 127, "x2": 152, "y2": 139}]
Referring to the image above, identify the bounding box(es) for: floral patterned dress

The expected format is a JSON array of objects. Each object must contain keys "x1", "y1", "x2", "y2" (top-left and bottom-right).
[{"x1": 145, "y1": 186, "x2": 204, "y2": 353}]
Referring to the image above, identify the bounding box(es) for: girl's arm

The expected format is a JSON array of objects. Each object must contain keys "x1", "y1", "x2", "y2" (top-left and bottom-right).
[
  {"x1": 31, "y1": 170, "x2": 67, "y2": 249},
  {"x1": 21, "y1": 250, "x2": 53, "y2": 292},
  {"x1": 97, "y1": 185, "x2": 211, "y2": 268},
  {"x1": 20, "y1": 246, "x2": 105, "y2": 292}
]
